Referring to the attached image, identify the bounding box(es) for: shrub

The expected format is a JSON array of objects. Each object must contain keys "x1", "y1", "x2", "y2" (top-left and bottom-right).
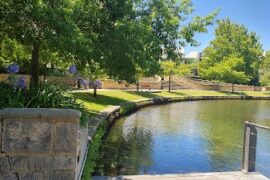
[
  {"x1": 0, "y1": 82, "x2": 89, "y2": 125},
  {"x1": 81, "y1": 120, "x2": 108, "y2": 180},
  {"x1": 120, "y1": 102, "x2": 136, "y2": 114}
]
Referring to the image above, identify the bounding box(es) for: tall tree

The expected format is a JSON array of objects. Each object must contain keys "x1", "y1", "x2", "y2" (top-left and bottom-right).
[
  {"x1": 76, "y1": 0, "x2": 218, "y2": 83},
  {"x1": 200, "y1": 19, "x2": 263, "y2": 85},
  {"x1": 260, "y1": 50, "x2": 270, "y2": 85},
  {"x1": 0, "y1": 0, "x2": 78, "y2": 87},
  {"x1": 160, "y1": 61, "x2": 192, "y2": 92},
  {"x1": 262, "y1": 51, "x2": 270, "y2": 71},
  {"x1": 160, "y1": 61, "x2": 178, "y2": 92}
]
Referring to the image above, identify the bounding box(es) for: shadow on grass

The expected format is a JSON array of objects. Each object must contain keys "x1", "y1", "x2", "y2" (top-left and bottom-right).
[
  {"x1": 125, "y1": 91, "x2": 161, "y2": 99},
  {"x1": 169, "y1": 91, "x2": 187, "y2": 96},
  {"x1": 72, "y1": 92, "x2": 130, "y2": 107},
  {"x1": 263, "y1": 92, "x2": 270, "y2": 95},
  {"x1": 218, "y1": 91, "x2": 247, "y2": 96}
]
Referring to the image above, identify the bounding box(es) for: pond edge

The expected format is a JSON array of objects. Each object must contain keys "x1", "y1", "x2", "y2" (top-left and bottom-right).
[{"x1": 82, "y1": 95, "x2": 270, "y2": 179}]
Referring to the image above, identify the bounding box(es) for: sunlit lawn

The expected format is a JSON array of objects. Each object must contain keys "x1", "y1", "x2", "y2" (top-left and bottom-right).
[{"x1": 71, "y1": 89, "x2": 270, "y2": 117}]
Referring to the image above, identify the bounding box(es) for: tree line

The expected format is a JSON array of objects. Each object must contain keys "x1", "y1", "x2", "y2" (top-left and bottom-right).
[
  {"x1": 161, "y1": 19, "x2": 270, "y2": 86},
  {"x1": 2, "y1": 1, "x2": 269, "y2": 88},
  {"x1": 0, "y1": 0, "x2": 218, "y2": 88}
]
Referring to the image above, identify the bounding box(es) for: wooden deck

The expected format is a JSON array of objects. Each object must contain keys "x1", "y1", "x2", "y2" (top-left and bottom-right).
[{"x1": 93, "y1": 171, "x2": 269, "y2": 180}]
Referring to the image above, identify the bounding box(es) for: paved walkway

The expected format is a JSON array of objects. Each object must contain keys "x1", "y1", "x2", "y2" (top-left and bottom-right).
[
  {"x1": 93, "y1": 171, "x2": 269, "y2": 180},
  {"x1": 71, "y1": 89, "x2": 162, "y2": 93}
]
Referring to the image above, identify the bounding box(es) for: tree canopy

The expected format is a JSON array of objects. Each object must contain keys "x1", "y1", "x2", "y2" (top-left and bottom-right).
[
  {"x1": 1, "y1": 0, "x2": 218, "y2": 87},
  {"x1": 199, "y1": 19, "x2": 263, "y2": 85},
  {"x1": 260, "y1": 50, "x2": 270, "y2": 85},
  {"x1": 0, "y1": 0, "x2": 79, "y2": 87}
]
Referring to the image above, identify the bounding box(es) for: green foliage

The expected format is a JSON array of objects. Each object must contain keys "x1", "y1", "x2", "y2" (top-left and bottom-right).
[
  {"x1": 262, "y1": 51, "x2": 270, "y2": 70},
  {"x1": 0, "y1": 37, "x2": 31, "y2": 70},
  {"x1": 160, "y1": 61, "x2": 192, "y2": 77},
  {"x1": 1, "y1": 0, "x2": 218, "y2": 85},
  {"x1": 120, "y1": 102, "x2": 137, "y2": 115},
  {"x1": 0, "y1": 0, "x2": 79, "y2": 86},
  {"x1": 260, "y1": 51, "x2": 270, "y2": 85},
  {"x1": 261, "y1": 72, "x2": 270, "y2": 86},
  {"x1": 0, "y1": 82, "x2": 89, "y2": 125},
  {"x1": 160, "y1": 61, "x2": 178, "y2": 76},
  {"x1": 75, "y1": 0, "x2": 218, "y2": 83},
  {"x1": 200, "y1": 19, "x2": 263, "y2": 85},
  {"x1": 200, "y1": 56, "x2": 250, "y2": 84},
  {"x1": 81, "y1": 121, "x2": 108, "y2": 180}
]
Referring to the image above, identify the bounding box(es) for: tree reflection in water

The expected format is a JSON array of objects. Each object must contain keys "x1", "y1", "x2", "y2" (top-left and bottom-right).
[{"x1": 95, "y1": 100, "x2": 270, "y2": 177}]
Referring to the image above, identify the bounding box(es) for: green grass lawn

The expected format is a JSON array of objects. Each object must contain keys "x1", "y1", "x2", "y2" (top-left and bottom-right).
[{"x1": 71, "y1": 89, "x2": 270, "y2": 117}]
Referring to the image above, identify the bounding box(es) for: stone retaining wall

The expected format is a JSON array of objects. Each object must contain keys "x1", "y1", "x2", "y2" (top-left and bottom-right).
[
  {"x1": 0, "y1": 74, "x2": 76, "y2": 87},
  {"x1": 101, "y1": 79, "x2": 161, "y2": 89},
  {"x1": 176, "y1": 77, "x2": 263, "y2": 91},
  {"x1": 0, "y1": 108, "x2": 81, "y2": 180}
]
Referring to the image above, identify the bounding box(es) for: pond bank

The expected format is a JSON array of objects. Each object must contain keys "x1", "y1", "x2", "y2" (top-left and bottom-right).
[{"x1": 82, "y1": 95, "x2": 270, "y2": 179}]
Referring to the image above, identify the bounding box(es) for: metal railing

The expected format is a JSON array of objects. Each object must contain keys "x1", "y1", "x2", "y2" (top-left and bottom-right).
[{"x1": 242, "y1": 121, "x2": 270, "y2": 173}]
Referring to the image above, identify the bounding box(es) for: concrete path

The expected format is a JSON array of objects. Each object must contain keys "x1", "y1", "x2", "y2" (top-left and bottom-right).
[
  {"x1": 93, "y1": 171, "x2": 269, "y2": 180},
  {"x1": 71, "y1": 89, "x2": 162, "y2": 93}
]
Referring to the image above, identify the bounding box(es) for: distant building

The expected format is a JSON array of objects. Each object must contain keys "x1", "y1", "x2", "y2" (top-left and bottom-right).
[
  {"x1": 263, "y1": 51, "x2": 267, "y2": 57},
  {"x1": 185, "y1": 51, "x2": 202, "y2": 60}
]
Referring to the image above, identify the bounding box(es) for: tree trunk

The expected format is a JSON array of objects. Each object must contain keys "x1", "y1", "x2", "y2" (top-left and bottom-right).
[
  {"x1": 30, "y1": 41, "x2": 40, "y2": 88},
  {"x1": 136, "y1": 81, "x2": 139, "y2": 92},
  {"x1": 169, "y1": 74, "x2": 171, "y2": 92},
  {"x1": 43, "y1": 64, "x2": 47, "y2": 83},
  {"x1": 93, "y1": 87, "x2": 97, "y2": 97},
  {"x1": 232, "y1": 83, "x2": 234, "y2": 93},
  {"x1": 77, "y1": 80, "x2": 81, "y2": 89}
]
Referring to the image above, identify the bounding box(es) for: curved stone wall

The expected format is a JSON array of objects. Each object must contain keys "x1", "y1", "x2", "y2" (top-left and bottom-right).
[{"x1": 87, "y1": 95, "x2": 270, "y2": 143}]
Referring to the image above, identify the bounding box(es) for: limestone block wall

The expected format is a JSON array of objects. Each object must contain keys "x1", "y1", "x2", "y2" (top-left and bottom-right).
[
  {"x1": 177, "y1": 77, "x2": 263, "y2": 91},
  {"x1": 102, "y1": 78, "x2": 161, "y2": 89},
  {"x1": 0, "y1": 108, "x2": 80, "y2": 180},
  {"x1": 45, "y1": 76, "x2": 76, "y2": 87},
  {"x1": 0, "y1": 74, "x2": 76, "y2": 87}
]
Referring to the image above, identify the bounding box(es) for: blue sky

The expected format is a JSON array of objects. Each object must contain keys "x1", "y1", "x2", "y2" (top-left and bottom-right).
[{"x1": 184, "y1": 0, "x2": 270, "y2": 54}]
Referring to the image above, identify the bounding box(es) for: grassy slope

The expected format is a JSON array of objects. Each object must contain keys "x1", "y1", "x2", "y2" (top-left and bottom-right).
[{"x1": 72, "y1": 90, "x2": 270, "y2": 117}]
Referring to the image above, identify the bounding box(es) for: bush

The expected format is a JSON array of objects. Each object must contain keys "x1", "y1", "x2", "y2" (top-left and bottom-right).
[
  {"x1": 81, "y1": 125, "x2": 106, "y2": 180},
  {"x1": 120, "y1": 102, "x2": 136, "y2": 114},
  {"x1": 0, "y1": 82, "x2": 89, "y2": 125}
]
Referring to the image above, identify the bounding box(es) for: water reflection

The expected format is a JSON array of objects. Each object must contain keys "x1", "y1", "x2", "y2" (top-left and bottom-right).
[{"x1": 95, "y1": 100, "x2": 270, "y2": 177}]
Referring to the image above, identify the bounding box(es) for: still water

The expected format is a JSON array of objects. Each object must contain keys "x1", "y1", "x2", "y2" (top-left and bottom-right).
[{"x1": 95, "y1": 100, "x2": 270, "y2": 177}]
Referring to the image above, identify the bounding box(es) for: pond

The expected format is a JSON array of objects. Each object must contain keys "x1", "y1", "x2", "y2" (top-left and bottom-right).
[{"x1": 95, "y1": 100, "x2": 270, "y2": 177}]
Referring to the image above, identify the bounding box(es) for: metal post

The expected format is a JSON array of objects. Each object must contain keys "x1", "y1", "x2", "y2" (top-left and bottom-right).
[{"x1": 242, "y1": 121, "x2": 257, "y2": 172}]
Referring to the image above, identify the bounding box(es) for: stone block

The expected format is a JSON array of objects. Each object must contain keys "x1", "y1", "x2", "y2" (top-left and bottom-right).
[
  {"x1": 0, "y1": 117, "x2": 2, "y2": 151},
  {"x1": 0, "y1": 157, "x2": 10, "y2": 174},
  {"x1": 46, "y1": 171, "x2": 75, "y2": 180},
  {"x1": 2, "y1": 120, "x2": 51, "y2": 152},
  {"x1": 53, "y1": 122, "x2": 78, "y2": 153},
  {"x1": 29, "y1": 156, "x2": 76, "y2": 171},
  {"x1": 41, "y1": 109, "x2": 81, "y2": 121},
  {"x1": 1, "y1": 173, "x2": 18, "y2": 180},
  {"x1": 0, "y1": 108, "x2": 42, "y2": 120},
  {"x1": 9, "y1": 156, "x2": 29, "y2": 171},
  {"x1": 88, "y1": 118, "x2": 101, "y2": 128},
  {"x1": 18, "y1": 172, "x2": 44, "y2": 180}
]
